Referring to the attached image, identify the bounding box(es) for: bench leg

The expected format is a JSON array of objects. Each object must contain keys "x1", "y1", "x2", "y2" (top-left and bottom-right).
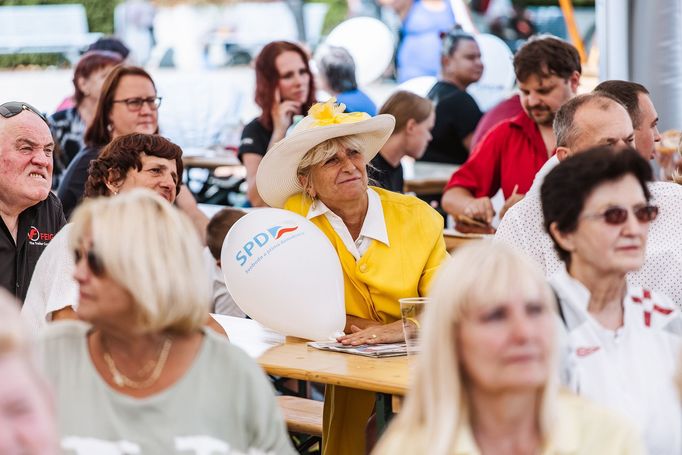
[{"x1": 374, "y1": 393, "x2": 394, "y2": 436}]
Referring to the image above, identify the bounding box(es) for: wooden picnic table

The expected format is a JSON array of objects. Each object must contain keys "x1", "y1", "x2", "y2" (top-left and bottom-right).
[{"x1": 212, "y1": 315, "x2": 409, "y2": 431}]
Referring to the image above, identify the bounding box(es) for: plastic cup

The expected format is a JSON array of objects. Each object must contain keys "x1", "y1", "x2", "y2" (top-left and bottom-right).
[{"x1": 399, "y1": 297, "x2": 429, "y2": 355}]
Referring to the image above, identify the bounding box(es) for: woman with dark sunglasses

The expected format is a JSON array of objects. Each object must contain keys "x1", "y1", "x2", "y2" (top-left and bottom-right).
[
  {"x1": 541, "y1": 146, "x2": 682, "y2": 455},
  {"x1": 37, "y1": 190, "x2": 295, "y2": 454}
]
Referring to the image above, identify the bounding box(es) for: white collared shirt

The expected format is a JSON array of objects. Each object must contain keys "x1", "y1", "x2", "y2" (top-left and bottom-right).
[
  {"x1": 306, "y1": 188, "x2": 389, "y2": 260},
  {"x1": 550, "y1": 268, "x2": 682, "y2": 455}
]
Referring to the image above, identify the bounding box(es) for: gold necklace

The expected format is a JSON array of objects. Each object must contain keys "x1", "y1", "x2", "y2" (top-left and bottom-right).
[{"x1": 101, "y1": 335, "x2": 173, "y2": 389}]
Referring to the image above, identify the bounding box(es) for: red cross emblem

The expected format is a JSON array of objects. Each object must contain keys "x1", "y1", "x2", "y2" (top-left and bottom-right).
[{"x1": 631, "y1": 290, "x2": 673, "y2": 327}]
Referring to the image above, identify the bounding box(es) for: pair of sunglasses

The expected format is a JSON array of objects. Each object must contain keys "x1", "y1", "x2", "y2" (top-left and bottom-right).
[
  {"x1": 0, "y1": 101, "x2": 49, "y2": 125},
  {"x1": 74, "y1": 248, "x2": 105, "y2": 276},
  {"x1": 582, "y1": 204, "x2": 659, "y2": 225}
]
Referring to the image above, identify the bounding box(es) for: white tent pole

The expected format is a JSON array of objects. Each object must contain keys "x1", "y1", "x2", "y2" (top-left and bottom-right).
[
  {"x1": 596, "y1": 0, "x2": 630, "y2": 81},
  {"x1": 630, "y1": 0, "x2": 682, "y2": 131}
]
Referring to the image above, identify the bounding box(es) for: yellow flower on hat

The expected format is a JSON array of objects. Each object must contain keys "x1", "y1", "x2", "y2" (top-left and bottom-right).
[{"x1": 308, "y1": 98, "x2": 369, "y2": 127}]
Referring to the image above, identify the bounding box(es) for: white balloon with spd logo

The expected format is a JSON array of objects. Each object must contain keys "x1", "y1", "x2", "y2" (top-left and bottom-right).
[{"x1": 221, "y1": 208, "x2": 345, "y2": 341}]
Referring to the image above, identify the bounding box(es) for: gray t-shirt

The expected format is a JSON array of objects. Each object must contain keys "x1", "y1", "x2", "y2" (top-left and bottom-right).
[{"x1": 39, "y1": 321, "x2": 295, "y2": 455}]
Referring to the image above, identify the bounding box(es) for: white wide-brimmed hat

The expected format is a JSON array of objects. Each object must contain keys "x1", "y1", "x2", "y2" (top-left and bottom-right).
[{"x1": 256, "y1": 99, "x2": 395, "y2": 208}]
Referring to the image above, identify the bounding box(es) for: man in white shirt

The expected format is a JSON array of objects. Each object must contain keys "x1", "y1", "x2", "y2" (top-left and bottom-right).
[{"x1": 496, "y1": 88, "x2": 682, "y2": 305}]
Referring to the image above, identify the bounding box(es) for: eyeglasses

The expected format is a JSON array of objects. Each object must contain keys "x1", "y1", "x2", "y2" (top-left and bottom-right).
[
  {"x1": 74, "y1": 248, "x2": 105, "y2": 276},
  {"x1": 0, "y1": 101, "x2": 49, "y2": 125},
  {"x1": 112, "y1": 97, "x2": 162, "y2": 112},
  {"x1": 581, "y1": 204, "x2": 659, "y2": 225}
]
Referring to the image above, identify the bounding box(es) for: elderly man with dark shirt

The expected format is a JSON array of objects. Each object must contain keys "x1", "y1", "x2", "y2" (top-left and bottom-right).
[{"x1": 0, "y1": 102, "x2": 66, "y2": 302}]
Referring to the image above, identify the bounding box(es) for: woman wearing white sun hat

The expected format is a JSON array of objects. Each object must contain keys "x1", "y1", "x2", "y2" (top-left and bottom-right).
[{"x1": 257, "y1": 98, "x2": 449, "y2": 454}]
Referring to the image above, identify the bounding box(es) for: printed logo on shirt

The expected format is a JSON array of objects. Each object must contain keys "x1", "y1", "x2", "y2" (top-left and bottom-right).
[
  {"x1": 27, "y1": 226, "x2": 54, "y2": 246},
  {"x1": 576, "y1": 346, "x2": 600, "y2": 357},
  {"x1": 235, "y1": 224, "x2": 303, "y2": 273},
  {"x1": 631, "y1": 290, "x2": 674, "y2": 327},
  {"x1": 240, "y1": 137, "x2": 254, "y2": 146}
]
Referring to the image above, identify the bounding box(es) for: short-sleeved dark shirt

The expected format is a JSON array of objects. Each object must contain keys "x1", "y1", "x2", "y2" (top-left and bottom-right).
[
  {"x1": 0, "y1": 192, "x2": 66, "y2": 303},
  {"x1": 238, "y1": 118, "x2": 273, "y2": 161},
  {"x1": 421, "y1": 81, "x2": 483, "y2": 165},
  {"x1": 369, "y1": 153, "x2": 404, "y2": 193},
  {"x1": 57, "y1": 145, "x2": 101, "y2": 220}
]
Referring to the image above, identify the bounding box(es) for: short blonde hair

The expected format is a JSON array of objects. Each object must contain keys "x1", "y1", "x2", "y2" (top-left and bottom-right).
[
  {"x1": 69, "y1": 189, "x2": 211, "y2": 334},
  {"x1": 374, "y1": 240, "x2": 559, "y2": 454},
  {"x1": 0, "y1": 289, "x2": 29, "y2": 355},
  {"x1": 0, "y1": 289, "x2": 48, "y2": 392}
]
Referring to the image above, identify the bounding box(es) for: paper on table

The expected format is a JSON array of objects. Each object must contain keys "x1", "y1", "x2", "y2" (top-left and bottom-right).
[
  {"x1": 211, "y1": 314, "x2": 285, "y2": 358},
  {"x1": 308, "y1": 341, "x2": 407, "y2": 358}
]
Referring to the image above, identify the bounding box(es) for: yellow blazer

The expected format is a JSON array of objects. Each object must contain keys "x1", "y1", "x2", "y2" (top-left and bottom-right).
[
  {"x1": 285, "y1": 188, "x2": 449, "y2": 455},
  {"x1": 284, "y1": 187, "x2": 448, "y2": 323}
]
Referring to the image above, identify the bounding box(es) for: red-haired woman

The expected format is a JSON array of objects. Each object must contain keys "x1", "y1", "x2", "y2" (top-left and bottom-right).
[{"x1": 239, "y1": 41, "x2": 315, "y2": 207}]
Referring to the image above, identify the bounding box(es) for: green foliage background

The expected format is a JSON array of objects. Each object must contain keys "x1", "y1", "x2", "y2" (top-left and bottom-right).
[{"x1": 0, "y1": 0, "x2": 121, "y2": 68}]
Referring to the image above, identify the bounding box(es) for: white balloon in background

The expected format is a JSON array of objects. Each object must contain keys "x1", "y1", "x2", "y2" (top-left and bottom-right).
[
  {"x1": 221, "y1": 209, "x2": 346, "y2": 341},
  {"x1": 323, "y1": 17, "x2": 395, "y2": 86},
  {"x1": 396, "y1": 75, "x2": 437, "y2": 98},
  {"x1": 468, "y1": 33, "x2": 516, "y2": 112}
]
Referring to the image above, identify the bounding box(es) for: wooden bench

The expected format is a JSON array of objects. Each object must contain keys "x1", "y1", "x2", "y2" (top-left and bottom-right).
[
  {"x1": 277, "y1": 395, "x2": 323, "y2": 436},
  {"x1": 0, "y1": 5, "x2": 101, "y2": 63}
]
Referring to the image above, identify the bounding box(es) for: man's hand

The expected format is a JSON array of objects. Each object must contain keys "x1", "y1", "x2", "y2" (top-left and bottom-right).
[
  {"x1": 499, "y1": 185, "x2": 524, "y2": 220},
  {"x1": 463, "y1": 197, "x2": 495, "y2": 225}
]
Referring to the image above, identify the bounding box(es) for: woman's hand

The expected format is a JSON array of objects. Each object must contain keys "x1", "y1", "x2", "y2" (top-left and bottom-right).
[
  {"x1": 271, "y1": 88, "x2": 301, "y2": 138},
  {"x1": 337, "y1": 320, "x2": 405, "y2": 346}
]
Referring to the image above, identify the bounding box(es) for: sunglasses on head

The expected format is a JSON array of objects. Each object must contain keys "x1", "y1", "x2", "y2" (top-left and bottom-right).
[
  {"x1": 0, "y1": 101, "x2": 49, "y2": 126},
  {"x1": 74, "y1": 248, "x2": 105, "y2": 276},
  {"x1": 582, "y1": 204, "x2": 659, "y2": 225}
]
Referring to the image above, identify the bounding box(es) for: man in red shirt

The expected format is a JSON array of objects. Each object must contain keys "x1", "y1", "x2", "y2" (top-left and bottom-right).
[{"x1": 441, "y1": 36, "x2": 581, "y2": 230}]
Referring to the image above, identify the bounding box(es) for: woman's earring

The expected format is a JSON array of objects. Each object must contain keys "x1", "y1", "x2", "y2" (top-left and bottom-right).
[{"x1": 107, "y1": 124, "x2": 113, "y2": 133}]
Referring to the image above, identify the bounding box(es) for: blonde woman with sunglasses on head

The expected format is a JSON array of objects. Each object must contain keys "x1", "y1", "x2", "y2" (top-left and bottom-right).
[
  {"x1": 541, "y1": 146, "x2": 682, "y2": 454},
  {"x1": 374, "y1": 240, "x2": 644, "y2": 455}
]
